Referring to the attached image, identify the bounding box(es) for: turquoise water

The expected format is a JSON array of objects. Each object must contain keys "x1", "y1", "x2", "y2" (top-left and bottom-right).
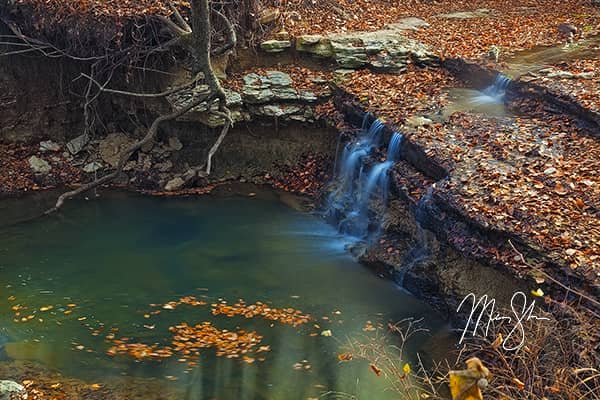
[{"x1": 0, "y1": 189, "x2": 446, "y2": 399}]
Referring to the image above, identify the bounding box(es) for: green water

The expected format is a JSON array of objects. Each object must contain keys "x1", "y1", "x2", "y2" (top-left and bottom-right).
[{"x1": 0, "y1": 189, "x2": 446, "y2": 399}]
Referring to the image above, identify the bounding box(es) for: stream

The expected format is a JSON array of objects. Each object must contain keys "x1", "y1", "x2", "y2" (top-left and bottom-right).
[{"x1": 0, "y1": 188, "x2": 448, "y2": 400}]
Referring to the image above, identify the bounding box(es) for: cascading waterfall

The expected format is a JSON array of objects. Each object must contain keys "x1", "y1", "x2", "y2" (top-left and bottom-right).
[
  {"x1": 327, "y1": 118, "x2": 403, "y2": 240},
  {"x1": 472, "y1": 73, "x2": 512, "y2": 105}
]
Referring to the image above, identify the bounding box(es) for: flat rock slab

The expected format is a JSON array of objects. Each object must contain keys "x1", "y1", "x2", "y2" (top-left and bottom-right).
[
  {"x1": 437, "y1": 9, "x2": 492, "y2": 19},
  {"x1": 297, "y1": 29, "x2": 438, "y2": 71},
  {"x1": 385, "y1": 17, "x2": 430, "y2": 31}
]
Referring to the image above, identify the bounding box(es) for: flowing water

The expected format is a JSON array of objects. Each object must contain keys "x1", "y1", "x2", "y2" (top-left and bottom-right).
[
  {"x1": 328, "y1": 118, "x2": 404, "y2": 240},
  {"x1": 0, "y1": 189, "x2": 447, "y2": 399},
  {"x1": 443, "y1": 73, "x2": 512, "y2": 117}
]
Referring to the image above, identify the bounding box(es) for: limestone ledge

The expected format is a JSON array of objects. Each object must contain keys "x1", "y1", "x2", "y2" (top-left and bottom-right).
[
  {"x1": 167, "y1": 70, "x2": 329, "y2": 128},
  {"x1": 261, "y1": 22, "x2": 439, "y2": 73}
]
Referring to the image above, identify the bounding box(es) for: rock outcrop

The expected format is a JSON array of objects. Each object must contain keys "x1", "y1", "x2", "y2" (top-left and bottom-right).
[{"x1": 262, "y1": 28, "x2": 438, "y2": 73}]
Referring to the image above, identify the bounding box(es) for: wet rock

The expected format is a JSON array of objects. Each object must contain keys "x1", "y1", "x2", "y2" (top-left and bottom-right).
[
  {"x1": 66, "y1": 133, "x2": 90, "y2": 155},
  {"x1": 164, "y1": 176, "x2": 185, "y2": 191},
  {"x1": 28, "y1": 155, "x2": 51, "y2": 174},
  {"x1": 99, "y1": 133, "x2": 134, "y2": 167},
  {"x1": 385, "y1": 17, "x2": 430, "y2": 31},
  {"x1": 39, "y1": 140, "x2": 61, "y2": 152},
  {"x1": 168, "y1": 136, "x2": 183, "y2": 151},
  {"x1": 82, "y1": 161, "x2": 103, "y2": 173},
  {"x1": 260, "y1": 40, "x2": 292, "y2": 53},
  {"x1": 0, "y1": 380, "x2": 27, "y2": 400}
]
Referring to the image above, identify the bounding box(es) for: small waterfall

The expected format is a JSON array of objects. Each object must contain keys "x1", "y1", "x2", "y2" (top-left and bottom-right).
[
  {"x1": 327, "y1": 123, "x2": 403, "y2": 240},
  {"x1": 473, "y1": 73, "x2": 512, "y2": 104}
]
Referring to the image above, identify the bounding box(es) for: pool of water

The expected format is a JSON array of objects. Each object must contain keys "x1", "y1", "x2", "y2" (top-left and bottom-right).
[{"x1": 0, "y1": 188, "x2": 447, "y2": 399}]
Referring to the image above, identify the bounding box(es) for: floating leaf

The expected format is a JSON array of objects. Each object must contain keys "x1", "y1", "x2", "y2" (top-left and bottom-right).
[
  {"x1": 403, "y1": 363, "x2": 411, "y2": 374},
  {"x1": 370, "y1": 364, "x2": 382, "y2": 377}
]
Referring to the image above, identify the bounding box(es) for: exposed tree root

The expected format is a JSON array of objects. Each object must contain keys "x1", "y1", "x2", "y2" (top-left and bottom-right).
[{"x1": 41, "y1": 0, "x2": 238, "y2": 214}]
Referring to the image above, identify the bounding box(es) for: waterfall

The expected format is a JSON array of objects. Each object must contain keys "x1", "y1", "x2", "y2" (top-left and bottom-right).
[
  {"x1": 327, "y1": 122, "x2": 403, "y2": 240},
  {"x1": 473, "y1": 73, "x2": 512, "y2": 104}
]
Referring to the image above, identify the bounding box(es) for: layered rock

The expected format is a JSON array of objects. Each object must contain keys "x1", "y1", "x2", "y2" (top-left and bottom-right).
[{"x1": 263, "y1": 27, "x2": 438, "y2": 73}]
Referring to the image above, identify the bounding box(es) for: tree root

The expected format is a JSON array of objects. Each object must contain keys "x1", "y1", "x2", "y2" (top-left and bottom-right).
[{"x1": 44, "y1": 0, "x2": 238, "y2": 214}]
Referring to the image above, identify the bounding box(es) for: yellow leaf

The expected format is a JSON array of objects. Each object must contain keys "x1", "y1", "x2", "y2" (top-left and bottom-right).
[
  {"x1": 491, "y1": 333, "x2": 503, "y2": 350},
  {"x1": 531, "y1": 288, "x2": 544, "y2": 297},
  {"x1": 403, "y1": 363, "x2": 411, "y2": 374}
]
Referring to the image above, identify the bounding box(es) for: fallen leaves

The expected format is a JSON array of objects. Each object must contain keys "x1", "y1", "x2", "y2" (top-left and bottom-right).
[{"x1": 212, "y1": 299, "x2": 311, "y2": 327}]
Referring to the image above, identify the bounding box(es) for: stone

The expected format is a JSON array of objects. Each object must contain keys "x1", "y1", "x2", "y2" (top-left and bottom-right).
[
  {"x1": 488, "y1": 45, "x2": 500, "y2": 62},
  {"x1": 99, "y1": 133, "x2": 134, "y2": 167},
  {"x1": 296, "y1": 35, "x2": 334, "y2": 57},
  {"x1": 558, "y1": 23, "x2": 577, "y2": 35},
  {"x1": 544, "y1": 167, "x2": 557, "y2": 175},
  {"x1": 260, "y1": 40, "x2": 292, "y2": 53},
  {"x1": 406, "y1": 116, "x2": 433, "y2": 128},
  {"x1": 83, "y1": 161, "x2": 103, "y2": 173},
  {"x1": 266, "y1": 71, "x2": 293, "y2": 87},
  {"x1": 298, "y1": 90, "x2": 318, "y2": 102},
  {"x1": 385, "y1": 17, "x2": 430, "y2": 31},
  {"x1": 242, "y1": 71, "x2": 298, "y2": 104},
  {"x1": 28, "y1": 155, "x2": 51, "y2": 174},
  {"x1": 0, "y1": 380, "x2": 27, "y2": 400},
  {"x1": 39, "y1": 140, "x2": 61, "y2": 152},
  {"x1": 164, "y1": 177, "x2": 185, "y2": 191},
  {"x1": 66, "y1": 132, "x2": 89, "y2": 155},
  {"x1": 168, "y1": 136, "x2": 183, "y2": 151},
  {"x1": 155, "y1": 160, "x2": 173, "y2": 172}
]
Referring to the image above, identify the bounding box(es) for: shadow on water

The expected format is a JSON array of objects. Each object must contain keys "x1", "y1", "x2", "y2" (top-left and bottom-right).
[{"x1": 0, "y1": 189, "x2": 449, "y2": 400}]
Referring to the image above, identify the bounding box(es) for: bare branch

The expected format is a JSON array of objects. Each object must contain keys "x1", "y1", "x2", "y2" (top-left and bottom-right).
[
  {"x1": 168, "y1": 1, "x2": 192, "y2": 33},
  {"x1": 79, "y1": 72, "x2": 203, "y2": 98},
  {"x1": 210, "y1": 9, "x2": 237, "y2": 56},
  {"x1": 46, "y1": 92, "x2": 214, "y2": 214},
  {"x1": 157, "y1": 15, "x2": 190, "y2": 37}
]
